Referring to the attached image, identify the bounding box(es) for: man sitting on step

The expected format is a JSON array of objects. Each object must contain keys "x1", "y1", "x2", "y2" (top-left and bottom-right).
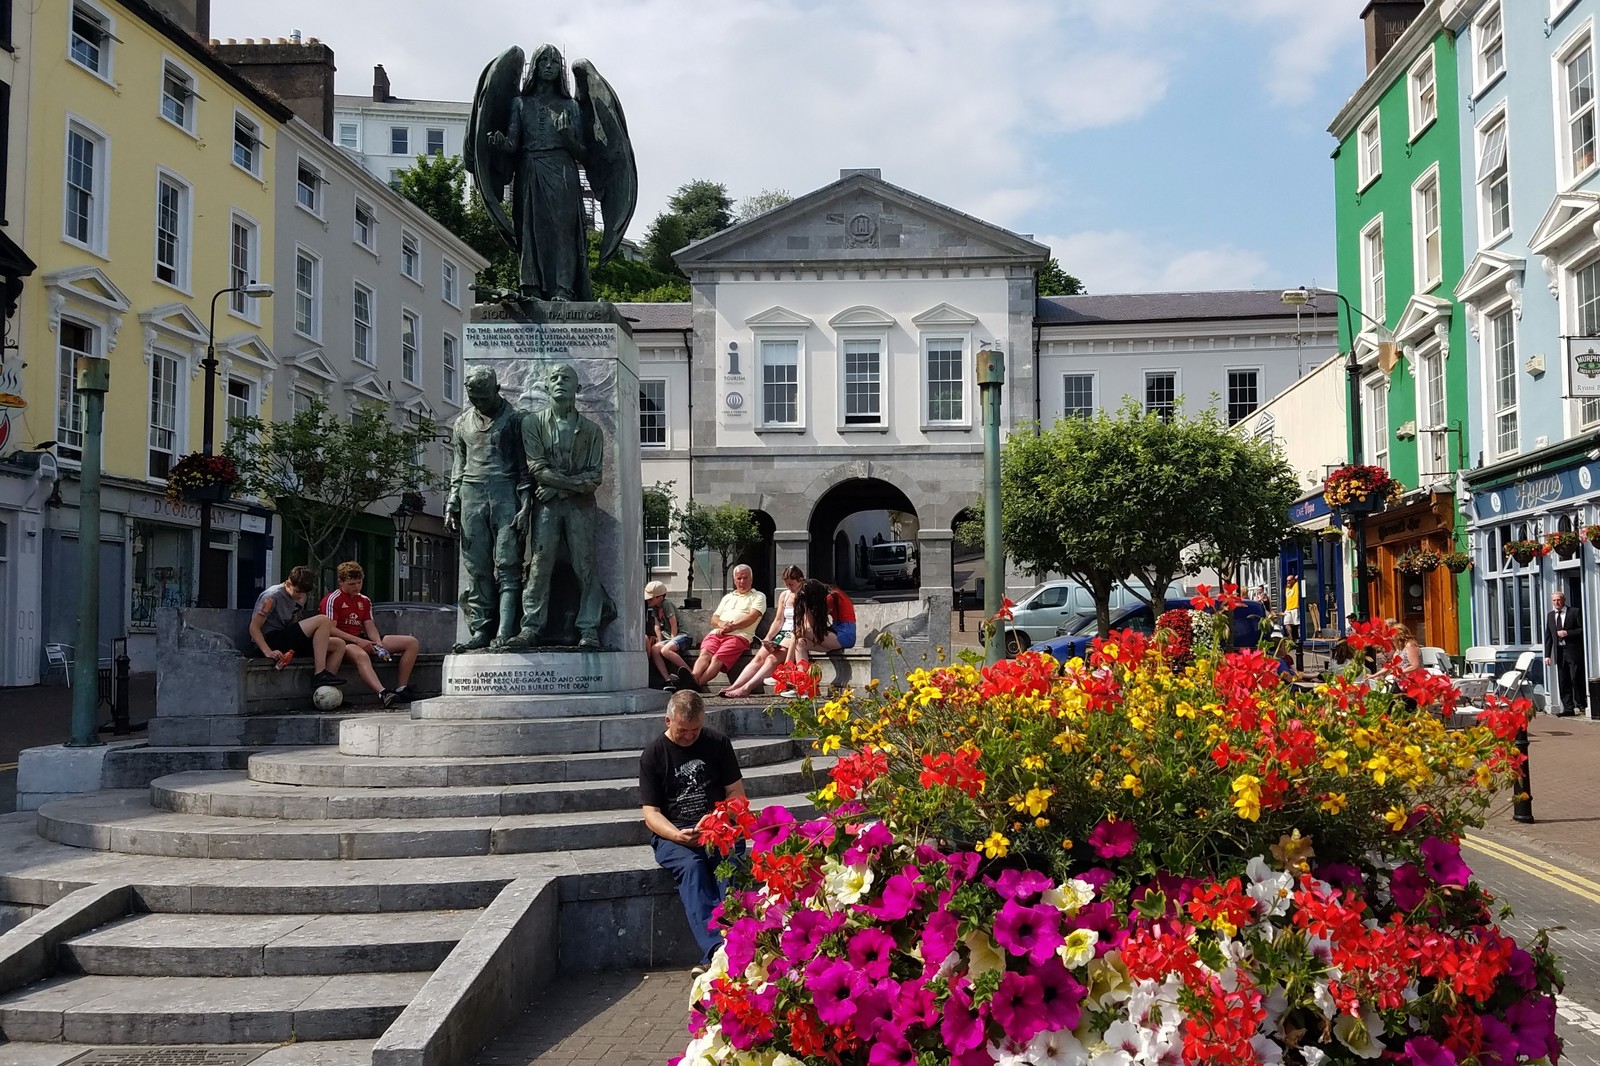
[
  {"x1": 639, "y1": 690, "x2": 745, "y2": 967},
  {"x1": 321, "y1": 560, "x2": 421, "y2": 709}
]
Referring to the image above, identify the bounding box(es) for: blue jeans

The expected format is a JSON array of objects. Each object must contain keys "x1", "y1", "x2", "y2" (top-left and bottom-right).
[{"x1": 653, "y1": 836, "x2": 741, "y2": 964}]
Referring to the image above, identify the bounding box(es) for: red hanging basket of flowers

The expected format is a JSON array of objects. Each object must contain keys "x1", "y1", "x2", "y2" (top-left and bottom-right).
[
  {"x1": 1503, "y1": 539, "x2": 1548, "y2": 566},
  {"x1": 1545, "y1": 529, "x2": 1580, "y2": 560},
  {"x1": 165, "y1": 453, "x2": 240, "y2": 505},
  {"x1": 1395, "y1": 546, "x2": 1443, "y2": 575},
  {"x1": 1323, "y1": 464, "x2": 1403, "y2": 514}
]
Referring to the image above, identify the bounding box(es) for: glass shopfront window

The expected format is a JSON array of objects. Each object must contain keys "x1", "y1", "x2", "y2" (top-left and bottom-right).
[
  {"x1": 399, "y1": 532, "x2": 457, "y2": 605},
  {"x1": 130, "y1": 520, "x2": 194, "y2": 630}
]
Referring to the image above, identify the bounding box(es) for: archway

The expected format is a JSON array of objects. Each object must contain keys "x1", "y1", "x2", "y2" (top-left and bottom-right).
[
  {"x1": 950, "y1": 504, "x2": 984, "y2": 608},
  {"x1": 734, "y1": 509, "x2": 777, "y2": 600},
  {"x1": 806, "y1": 478, "x2": 919, "y2": 597}
]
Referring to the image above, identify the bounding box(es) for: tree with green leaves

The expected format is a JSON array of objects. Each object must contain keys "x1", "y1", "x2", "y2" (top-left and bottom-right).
[
  {"x1": 589, "y1": 232, "x2": 690, "y2": 302},
  {"x1": 674, "y1": 499, "x2": 759, "y2": 595},
  {"x1": 224, "y1": 399, "x2": 443, "y2": 592},
  {"x1": 644, "y1": 179, "x2": 735, "y2": 277},
  {"x1": 673, "y1": 499, "x2": 714, "y2": 606},
  {"x1": 1036, "y1": 258, "x2": 1085, "y2": 297},
  {"x1": 997, "y1": 402, "x2": 1298, "y2": 637},
  {"x1": 395, "y1": 153, "x2": 516, "y2": 292},
  {"x1": 736, "y1": 188, "x2": 792, "y2": 222}
]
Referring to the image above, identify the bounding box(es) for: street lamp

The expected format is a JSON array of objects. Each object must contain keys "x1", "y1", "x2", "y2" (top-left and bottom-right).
[
  {"x1": 391, "y1": 494, "x2": 418, "y2": 553},
  {"x1": 198, "y1": 282, "x2": 273, "y2": 608},
  {"x1": 1281, "y1": 286, "x2": 1395, "y2": 623}
]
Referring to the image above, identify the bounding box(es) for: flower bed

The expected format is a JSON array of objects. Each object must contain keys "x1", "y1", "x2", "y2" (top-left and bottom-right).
[{"x1": 679, "y1": 595, "x2": 1560, "y2": 1066}]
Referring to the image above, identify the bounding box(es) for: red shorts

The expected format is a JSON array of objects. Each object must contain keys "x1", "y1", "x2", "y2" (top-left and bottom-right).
[{"x1": 699, "y1": 632, "x2": 752, "y2": 669}]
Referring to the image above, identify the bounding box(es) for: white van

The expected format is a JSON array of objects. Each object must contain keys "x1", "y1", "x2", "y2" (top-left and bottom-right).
[
  {"x1": 867, "y1": 541, "x2": 919, "y2": 587},
  {"x1": 1009, "y1": 579, "x2": 1146, "y2": 643}
]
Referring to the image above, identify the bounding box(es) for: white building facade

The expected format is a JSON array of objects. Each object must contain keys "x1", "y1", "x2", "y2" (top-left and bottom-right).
[{"x1": 332, "y1": 66, "x2": 468, "y2": 191}]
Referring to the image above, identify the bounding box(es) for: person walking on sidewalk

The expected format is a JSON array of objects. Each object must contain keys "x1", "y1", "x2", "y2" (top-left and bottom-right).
[
  {"x1": 321, "y1": 561, "x2": 421, "y2": 708},
  {"x1": 1545, "y1": 589, "x2": 1587, "y2": 716},
  {"x1": 639, "y1": 690, "x2": 745, "y2": 966},
  {"x1": 249, "y1": 565, "x2": 348, "y2": 688}
]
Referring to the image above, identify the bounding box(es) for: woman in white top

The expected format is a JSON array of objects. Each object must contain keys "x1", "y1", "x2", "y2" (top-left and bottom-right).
[{"x1": 722, "y1": 565, "x2": 804, "y2": 697}]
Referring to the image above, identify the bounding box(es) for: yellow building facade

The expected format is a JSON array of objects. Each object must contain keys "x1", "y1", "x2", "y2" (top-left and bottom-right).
[{"x1": 2, "y1": 0, "x2": 292, "y2": 676}]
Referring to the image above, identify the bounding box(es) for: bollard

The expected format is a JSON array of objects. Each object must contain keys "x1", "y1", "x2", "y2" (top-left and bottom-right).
[
  {"x1": 112, "y1": 638, "x2": 131, "y2": 735},
  {"x1": 1512, "y1": 718, "x2": 1534, "y2": 823}
]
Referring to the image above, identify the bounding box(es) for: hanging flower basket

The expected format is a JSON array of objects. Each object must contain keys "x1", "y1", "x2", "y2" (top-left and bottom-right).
[
  {"x1": 166, "y1": 453, "x2": 240, "y2": 505},
  {"x1": 1503, "y1": 539, "x2": 1547, "y2": 566},
  {"x1": 1442, "y1": 549, "x2": 1473, "y2": 574},
  {"x1": 1363, "y1": 562, "x2": 1382, "y2": 580},
  {"x1": 1323, "y1": 464, "x2": 1403, "y2": 515},
  {"x1": 1584, "y1": 524, "x2": 1600, "y2": 549},
  {"x1": 1395, "y1": 546, "x2": 1443, "y2": 575},
  {"x1": 1546, "y1": 530, "x2": 1581, "y2": 560},
  {"x1": 1318, "y1": 525, "x2": 1345, "y2": 541}
]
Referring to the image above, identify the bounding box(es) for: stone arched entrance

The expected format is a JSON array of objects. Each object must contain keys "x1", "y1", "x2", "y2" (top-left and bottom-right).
[{"x1": 806, "y1": 478, "x2": 919, "y2": 594}]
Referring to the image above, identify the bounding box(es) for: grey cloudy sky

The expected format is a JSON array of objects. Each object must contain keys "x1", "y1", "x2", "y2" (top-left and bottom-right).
[{"x1": 212, "y1": 1, "x2": 1372, "y2": 293}]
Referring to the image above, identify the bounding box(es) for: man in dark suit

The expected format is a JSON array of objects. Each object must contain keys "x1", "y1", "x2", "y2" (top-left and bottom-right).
[{"x1": 1545, "y1": 590, "x2": 1587, "y2": 716}]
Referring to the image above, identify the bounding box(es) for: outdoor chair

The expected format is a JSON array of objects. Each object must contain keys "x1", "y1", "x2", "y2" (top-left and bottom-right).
[{"x1": 44, "y1": 643, "x2": 74, "y2": 686}]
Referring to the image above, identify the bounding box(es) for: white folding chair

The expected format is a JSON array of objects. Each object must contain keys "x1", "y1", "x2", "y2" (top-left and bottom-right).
[
  {"x1": 1419, "y1": 647, "x2": 1453, "y2": 675},
  {"x1": 44, "y1": 643, "x2": 74, "y2": 687},
  {"x1": 1463, "y1": 646, "x2": 1499, "y2": 677}
]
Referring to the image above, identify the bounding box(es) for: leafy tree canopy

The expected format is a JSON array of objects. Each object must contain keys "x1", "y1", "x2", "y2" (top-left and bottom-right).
[
  {"x1": 396, "y1": 152, "x2": 517, "y2": 293},
  {"x1": 644, "y1": 180, "x2": 735, "y2": 277},
  {"x1": 675, "y1": 499, "x2": 759, "y2": 594},
  {"x1": 1037, "y1": 257, "x2": 1086, "y2": 297},
  {"x1": 224, "y1": 399, "x2": 443, "y2": 590},
  {"x1": 736, "y1": 188, "x2": 792, "y2": 222},
  {"x1": 998, "y1": 402, "x2": 1297, "y2": 636}
]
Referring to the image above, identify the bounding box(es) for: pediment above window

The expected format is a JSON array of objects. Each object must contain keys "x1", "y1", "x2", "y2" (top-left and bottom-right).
[
  {"x1": 288, "y1": 348, "x2": 339, "y2": 384},
  {"x1": 1527, "y1": 190, "x2": 1600, "y2": 258},
  {"x1": 911, "y1": 302, "x2": 979, "y2": 328},
  {"x1": 1394, "y1": 294, "x2": 1452, "y2": 348},
  {"x1": 138, "y1": 302, "x2": 207, "y2": 366},
  {"x1": 828, "y1": 305, "x2": 895, "y2": 329},
  {"x1": 1453, "y1": 249, "x2": 1525, "y2": 308},
  {"x1": 745, "y1": 305, "x2": 814, "y2": 329},
  {"x1": 217, "y1": 332, "x2": 277, "y2": 379},
  {"x1": 43, "y1": 265, "x2": 130, "y2": 349},
  {"x1": 346, "y1": 372, "x2": 393, "y2": 406}
]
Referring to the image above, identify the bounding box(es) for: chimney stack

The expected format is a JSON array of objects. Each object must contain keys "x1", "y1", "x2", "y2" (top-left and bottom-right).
[
  {"x1": 1361, "y1": 1, "x2": 1425, "y2": 73},
  {"x1": 212, "y1": 37, "x2": 339, "y2": 139},
  {"x1": 373, "y1": 64, "x2": 391, "y2": 103}
]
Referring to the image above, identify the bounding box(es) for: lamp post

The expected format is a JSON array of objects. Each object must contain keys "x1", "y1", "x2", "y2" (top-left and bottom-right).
[
  {"x1": 391, "y1": 495, "x2": 417, "y2": 554},
  {"x1": 977, "y1": 345, "x2": 1006, "y2": 665},
  {"x1": 199, "y1": 282, "x2": 273, "y2": 608},
  {"x1": 68, "y1": 355, "x2": 110, "y2": 748},
  {"x1": 1281, "y1": 287, "x2": 1395, "y2": 623}
]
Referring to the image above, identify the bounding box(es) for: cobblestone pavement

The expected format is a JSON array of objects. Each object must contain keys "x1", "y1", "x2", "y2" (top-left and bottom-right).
[{"x1": 471, "y1": 969, "x2": 695, "y2": 1066}]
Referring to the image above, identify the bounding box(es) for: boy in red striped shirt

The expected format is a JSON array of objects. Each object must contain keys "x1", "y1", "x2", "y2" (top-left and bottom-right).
[{"x1": 319, "y1": 561, "x2": 421, "y2": 707}]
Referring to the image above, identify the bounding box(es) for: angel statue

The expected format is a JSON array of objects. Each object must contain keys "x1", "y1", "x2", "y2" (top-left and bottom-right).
[{"x1": 465, "y1": 44, "x2": 637, "y2": 302}]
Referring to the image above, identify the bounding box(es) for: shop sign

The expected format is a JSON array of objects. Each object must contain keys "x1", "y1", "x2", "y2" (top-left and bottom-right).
[
  {"x1": 1566, "y1": 336, "x2": 1600, "y2": 397},
  {"x1": 1288, "y1": 494, "x2": 1330, "y2": 524},
  {"x1": 126, "y1": 493, "x2": 241, "y2": 530},
  {"x1": 1473, "y1": 462, "x2": 1593, "y2": 520},
  {"x1": 240, "y1": 513, "x2": 267, "y2": 535}
]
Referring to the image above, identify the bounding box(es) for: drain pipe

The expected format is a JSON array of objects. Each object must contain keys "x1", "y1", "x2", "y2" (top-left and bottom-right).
[
  {"x1": 678, "y1": 326, "x2": 698, "y2": 608},
  {"x1": 1033, "y1": 321, "x2": 1042, "y2": 434}
]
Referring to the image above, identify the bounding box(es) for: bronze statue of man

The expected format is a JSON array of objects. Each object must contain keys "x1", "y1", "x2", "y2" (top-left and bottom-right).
[
  {"x1": 466, "y1": 45, "x2": 637, "y2": 302},
  {"x1": 504, "y1": 363, "x2": 605, "y2": 648},
  {"x1": 446, "y1": 366, "x2": 528, "y2": 651}
]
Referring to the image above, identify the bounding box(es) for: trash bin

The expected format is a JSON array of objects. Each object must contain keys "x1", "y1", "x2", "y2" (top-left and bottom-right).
[{"x1": 1589, "y1": 677, "x2": 1600, "y2": 716}]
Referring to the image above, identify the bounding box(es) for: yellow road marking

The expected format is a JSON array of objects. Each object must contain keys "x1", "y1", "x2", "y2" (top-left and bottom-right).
[
  {"x1": 0, "y1": 761, "x2": 16, "y2": 772},
  {"x1": 1465, "y1": 834, "x2": 1600, "y2": 906}
]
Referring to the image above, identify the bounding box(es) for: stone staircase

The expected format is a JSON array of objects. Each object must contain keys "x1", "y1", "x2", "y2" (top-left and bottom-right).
[{"x1": 1, "y1": 679, "x2": 821, "y2": 1064}]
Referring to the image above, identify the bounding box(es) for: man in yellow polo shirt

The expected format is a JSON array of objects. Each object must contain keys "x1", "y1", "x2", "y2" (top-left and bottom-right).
[{"x1": 680, "y1": 564, "x2": 767, "y2": 691}]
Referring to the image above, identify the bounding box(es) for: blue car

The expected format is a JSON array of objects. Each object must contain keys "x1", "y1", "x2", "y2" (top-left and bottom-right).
[{"x1": 1031, "y1": 597, "x2": 1270, "y2": 662}]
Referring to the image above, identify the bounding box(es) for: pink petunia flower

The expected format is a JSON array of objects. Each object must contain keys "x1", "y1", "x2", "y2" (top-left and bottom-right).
[
  {"x1": 993, "y1": 901, "x2": 1063, "y2": 965},
  {"x1": 1088, "y1": 818, "x2": 1138, "y2": 860},
  {"x1": 988, "y1": 971, "x2": 1049, "y2": 1044},
  {"x1": 847, "y1": 927, "x2": 898, "y2": 981},
  {"x1": 921, "y1": 908, "x2": 960, "y2": 971},
  {"x1": 1403, "y1": 1036, "x2": 1459, "y2": 1066},
  {"x1": 864, "y1": 866, "x2": 925, "y2": 921},
  {"x1": 805, "y1": 958, "x2": 868, "y2": 1027},
  {"x1": 1505, "y1": 995, "x2": 1558, "y2": 1060},
  {"x1": 1389, "y1": 863, "x2": 1430, "y2": 913},
  {"x1": 988, "y1": 868, "x2": 1054, "y2": 903},
  {"x1": 1034, "y1": 961, "x2": 1087, "y2": 1032},
  {"x1": 941, "y1": 981, "x2": 987, "y2": 1053},
  {"x1": 1419, "y1": 836, "x2": 1472, "y2": 889},
  {"x1": 1477, "y1": 1013, "x2": 1517, "y2": 1066},
  {"x1": 749, "y1": 804, "x2": 795, "y2": 851}
]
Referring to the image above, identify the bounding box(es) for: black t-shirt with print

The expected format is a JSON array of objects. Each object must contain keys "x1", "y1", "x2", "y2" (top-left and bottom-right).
[{"x1": 638, "y1": 727, "x2": 742, "y2": 829}]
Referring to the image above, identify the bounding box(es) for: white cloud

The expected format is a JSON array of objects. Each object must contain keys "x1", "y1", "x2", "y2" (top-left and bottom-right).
[
  {"x1": 1045, "y1": 230, "x2": 1272, "y2": 293},
  {"x1": 1218, "y1": 0, "x2": 1368, "y2": 107}
]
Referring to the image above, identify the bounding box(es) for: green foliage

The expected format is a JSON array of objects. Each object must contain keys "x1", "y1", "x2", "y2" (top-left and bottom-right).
[
  {"x1": 224, "y1": 399, "x2": 443, "y2": 586},
  {"x1": 1036, "y1": 257, "x2": 1085, "y2": 297},
  {"x1": 587, "y1": 232, "x2": 690, "y2": 302},
  {"x1": 736, "y1": 188, "x2": 792, "y2": 222},
  {"x1": 998, "y1": 402, "x2": 1298, "y2": 636},
  {"x1": 675, "y1": 499, "x2": 759, "y2": 593},
  {"x1": 644, "y1": 179, "x2": 735, "y2": 278},
  {"x1": 644, "y1": 480, "x2": 677, "y2": 571}
]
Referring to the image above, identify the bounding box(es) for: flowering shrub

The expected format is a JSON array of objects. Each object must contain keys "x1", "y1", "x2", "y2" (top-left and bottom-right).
[
  {"x1": 1395, "y1": 547, "x2": 1443, "y2": 576},
  {"x1": 1154, "y1": 610, "x2": 1193, "y2": 670},
  {"x1": 1323, "y1": 464, "x2": 1403, "y2": 511},
  {"x1": 1503, "y1": 540, "x2": 1548, "y2": 566},
  {"x1": 677, "y1": 611, "x2": 1559, "y2": 1066},
  {"x1": 164, "y1": 452, "x2": 239, "y2": 504},
  {"x1": 1442, "y1": 550, "x2": 1473, "y2": 574}
]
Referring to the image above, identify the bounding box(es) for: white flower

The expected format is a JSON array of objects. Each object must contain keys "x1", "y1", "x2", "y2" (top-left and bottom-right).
[
  {"x1": 1025, "y1": 1027, "x2": 1091, "y2": 1066},
  {"x1": 1332, "y1": 1006, "x2": 1386, "y2": 1060},
  {"x1": 988, "y1": 1039, "x2": 1033, "y2": 1066},
  {"x1": 964, "y1": 928, "x2": 1007, "y2": 978},
  {"x1": 1097, "y1": 1018, "x2": 1181, "y2": 1065},
  {"x1": 1044, "y1": 877, "x2": 1097, "y2": 915},
  {"x1": 1310, "y1": 979, "x2": 1337, "y2": 1019},
  {"x1": 1057, "y1": 927, "x2": 1099, "y2": 968},
  {"x1": 689, "y1": 948, "x2": 729, "y2": 1003},
  {"x1": 681, "y1": 1022, "x2": 728, "y2": 1066},
  {"x1": 771, "y1": 1055, "x2": 805, "y2": 1066},
  {"x1": 1246, "y1": 856, "x2": 1294, "y2": 919},
  {"x1": 1084, "y1": 952, "x2": 1133, "y2": 1010},
  {"x1": 1251, "y1": 1034, "x2": 1285, "y2": 1065},
  {"x1": 821, "y1": 857, "x2": 874, "y2": 905},
  {"x1": 1262, "y1": 984, "x2": 1290, "y2": 1035},
  {"x1": 1299, "y1": 1048, "x2": 1329, "y2": 1066}
]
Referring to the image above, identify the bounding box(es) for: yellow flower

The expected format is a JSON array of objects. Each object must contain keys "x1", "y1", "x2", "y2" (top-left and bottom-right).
[
  {"x1": 818, "y1": 781, "x2": 839, "y2": 803},
  {"x1": 1022, "y1": 754, "x2": 1046, "y2": 771},
  {"x1": 1010, "y1": 787, "x2": 1054, "y2": 816},
  {"x1": 1271, "y1": 829, "x2": 1316, "y2": 872},
  {"x1": 980, "y1": 831, "x2": 1011, "y2": 858},
  {"x1": 1057, "y1": 927, "x2": 1099, "y2": 968},
  {"x1": 1231, "y1": 773, "x2": 1262, "y2": 822},
  {"x1": 1321, "y1": 749, "x2": 1350, "y2": 776},
  {"x1": 1175, "y1": 701, "x2": 1198, "y2": 719},
  {"x1": 1365, "y1": 754, "x2": 1390, "y2": 785},
  {"x1": 1101, "y1": 643, "x2": 1120, "y2": 661},
  {"x1": 917, "y1": 686, "x2": 942, "y2": 707},
  {"x1": 1385, "y1": 804, "x2": 1409, "y2": 832},
  {"x1": 1120, "y1": 774, "x2": 1145, "y2": 798},
  {"x1": 819, "y1": 734, "x2": 842, "y2": 755},
  {"x1": 1319, "y1": 792, "x2": 1348, "y2": 815}
]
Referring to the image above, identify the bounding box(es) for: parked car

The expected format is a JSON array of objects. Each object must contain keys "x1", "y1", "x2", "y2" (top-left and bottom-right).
[
  {"x1": 1008, "y1": 579, "x2": 1146, "y2": 643},
  {"x1": 867, "y1": 541, "x2": 919, "y2": 587},
  {"x1": 1031, "y1": 597, "x2": 1270, "y2": 662}
]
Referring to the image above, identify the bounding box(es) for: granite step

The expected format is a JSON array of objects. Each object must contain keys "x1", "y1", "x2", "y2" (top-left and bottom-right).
[
  {"x1": 248, "y1": 736, "x2": 803, "y2": 787},
  {"x1": 339, "y1": 702, "x2": 794, "y2": 757},
  {"x1": 0, "y1": 971, "x2": 429, "y2": 1042},
  {"x1": 149, "y1": 711, "x2": 409, "y2": 749},
  {"x1": 0, "y1": 1038, "x2": 375, "y2": 1066},
  {"x1": 59, "y1": 908, "x2": 481, "y2": 977},
  {"x1": 150, "y1": 756, "x2": 827, "y2": 820},
  {"x1": 36, "y1": 789, "x2": 817, "y2": 860}
]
